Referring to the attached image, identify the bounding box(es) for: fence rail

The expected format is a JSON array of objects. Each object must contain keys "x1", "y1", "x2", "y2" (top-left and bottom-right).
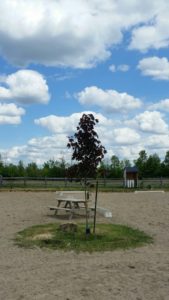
[{"x1": 0, "y1": 177, "x2": 169, "y2": 190}]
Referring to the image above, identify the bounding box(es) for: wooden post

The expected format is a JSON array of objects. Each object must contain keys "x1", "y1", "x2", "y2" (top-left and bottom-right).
[
  {"x1": 24, "y1": 177, "x2": 26, "y2": 187},
  {"x1": 160, "y1": 176, "x2": 163, "y2": 188},
  {"x1": 93, "y1": 180, "x2": 98, "y2": 235},
  {"x1": 84, "y1": 178, "x2": 90, "y2": 235},
  {"x1": 45, "y1": 176, "x2": 47, "y2": 188}
]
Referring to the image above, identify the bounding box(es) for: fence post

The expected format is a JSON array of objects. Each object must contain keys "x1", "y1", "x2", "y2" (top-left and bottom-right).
[
  {"x1": 93, "y1": 180, "x2": 98, "y2": 235},
  {"x1": 45, "y1": 177, "x2": 47, "y2": 188},
  {"x1": 24, "y1": 177, "x2": 26, "y2": 187},
  {"x1": 160, "y1": 177, "x2": 163, "y2": 188}
]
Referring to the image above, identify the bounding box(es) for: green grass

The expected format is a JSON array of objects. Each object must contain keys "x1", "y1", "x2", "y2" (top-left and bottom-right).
[{"x1": 15, "y1": 223, "x2": 153, "y2": 252}]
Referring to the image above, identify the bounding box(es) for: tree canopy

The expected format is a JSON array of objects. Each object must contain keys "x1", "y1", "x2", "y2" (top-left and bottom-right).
[{"x1": 67, "y1": 113, "x2": 107, "y2": 178}]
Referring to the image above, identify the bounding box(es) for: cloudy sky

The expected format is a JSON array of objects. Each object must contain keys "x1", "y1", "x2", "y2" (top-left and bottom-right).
[{"x1": 1, "y1": 0, "x2": 169, "y2": 165}]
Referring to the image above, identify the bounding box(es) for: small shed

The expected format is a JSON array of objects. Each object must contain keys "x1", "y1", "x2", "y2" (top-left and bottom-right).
[{"x1": 123, "y1": 166, "x2": 138, "y2": 188}]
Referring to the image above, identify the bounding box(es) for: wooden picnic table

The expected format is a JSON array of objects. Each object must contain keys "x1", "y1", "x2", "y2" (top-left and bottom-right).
[{"x1": 48, "y1": 194, "x2": 93, "y2": 218}]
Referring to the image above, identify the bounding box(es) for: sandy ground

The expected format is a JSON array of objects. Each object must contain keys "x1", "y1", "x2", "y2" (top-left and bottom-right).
[{"x1": 0, "y1": 191, "x2": 169, "y2": 300}]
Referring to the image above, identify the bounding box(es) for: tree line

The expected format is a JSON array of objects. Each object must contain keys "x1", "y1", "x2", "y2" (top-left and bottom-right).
[
  {"x1": 0, "y1": 158, "x2": 67, "y2": 178},
  {"x1": 0, "y1": 150, "x2": 169, "y2": 178},
  {"x1": 99, "y1": 150, "x2": 169, "y2": 178}
]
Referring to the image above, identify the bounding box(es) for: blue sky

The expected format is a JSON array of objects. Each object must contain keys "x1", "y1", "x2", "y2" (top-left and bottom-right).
[{"x1": 1, "y1": 0, "x2": 169, "y2": 165}]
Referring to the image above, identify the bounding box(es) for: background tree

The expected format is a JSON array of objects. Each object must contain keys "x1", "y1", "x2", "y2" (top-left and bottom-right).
[
  {"x1": 25, "y1": 162, "x2": 39, "y2": 177},
  {"x1": 17, "y1": 160, "x2": 25, "y2": 177},
  {"x1": 110, "y1": 155, "x2": 122, "y2": 178},
  {"x1": 0, "y1": 154, "x2": 4, "y2": 175},
  {"x1": 145, "y1": 153, "x2": 161, "y2": 177},
  {"x1": 161, "y1": 151, "x2": 169, "y2": 177},
  {"x1": 42, "y1": 159, "x2": 66, "y2": 177},
  {"x1": 111, "y1": 155, "x2": 120, "y2": 169},
  {"x1": 134, "y1": 150, "x2": 148, "y2": 178},
  {"x1": 121, "y1": 159, "x2": 131, "y2": 168},
  {"x1": 97, "y1": 161, "x2": 108, "y2": 178}
]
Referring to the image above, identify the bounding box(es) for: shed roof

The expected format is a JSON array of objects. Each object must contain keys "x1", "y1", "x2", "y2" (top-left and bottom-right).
[{"x1": 124, "y1": 166, "x2": 138, "y2": 173}]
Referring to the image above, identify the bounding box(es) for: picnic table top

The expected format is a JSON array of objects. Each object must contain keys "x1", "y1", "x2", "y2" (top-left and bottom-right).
[
  {"x1": 57, "y1": 191, "x2": 85, "y2": 193},
  {"x1": 56, "y1": 197, "x2": 87, "y2": 203}
]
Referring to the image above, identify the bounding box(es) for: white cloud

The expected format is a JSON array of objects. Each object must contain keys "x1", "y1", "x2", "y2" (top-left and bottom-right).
[
  {"x1": 117, "y1": 145, "x2": 145, "y2": 161},
  {"x1": 117, "y1": 64, "x2": 130, "y2": 72},
  {"x1": 76, "y1": 86, "x2": 142, "y2": 113},
  {"x1": 138, "y1": 56, "x2": 169, "y2": 80},
  {"x1": 33, "y1": 111, "x2": 123, "y2": 163},
  {"x1": 2, "y1": 134, "x2": 141, "y2": 165},
  {"x1": 2, "y1": 108, "x2": 169, "y2": 164},
  {"x1": 0, "y1": 134, "x2": 71, "y2": 165},
  {"x1": 149, "y1": 98, "x2": 169, "y2": 111},
  {"x1": 33, "y1": 111, "x2": 143, "y2": 163},
  {"x1": 109, "y1": 64, "x2": 130, "y2": 73},
  {"x1": 0, "y1": 70, "x2": 50, "y2": 104},
  {"x1": 0, "y1": 103, "x2": 24, "y2": 116},
  {"x1": 129, "y1": 4, "x2": 169, "y2": 51},
  {"x1": 35, "y1": 114, "x2": 78, "y2": 134},
  {"x1": 0, "y1": 116, "x2": 21, "y2": 125},
  {"x1": 0, "y1": 103, "x2": 25, "y2": 124},
  {"x1": 0, "y1": 0, "x2": 119, "y2": 68},
  {"x1": 114, "y1": 128, "x2": 140, "y2": 145},
  {"x1": 2, "y1": 146, "x2": 27, "y2": 162},
  {"x1": 2, "y1": 111, "x2": 114, "y2": 163},
  {"x1": 146, "y1": 135, "x2": 169, "y2": 149},
  {"x1": 109, "y1": 64, "x2": 116, "y2": 72},
  {"x1": 126, "y1": 111, "x2": 168, "y2": 134},
  {"x1": 27, "y1": 135, "x2": 70, "y2": 164},
  {"x1": 0, "y1": 0, "x2": 162, "y2": 68},
  {"x1": 35, "y1": 111, "x2": 115, "y2": 134}
]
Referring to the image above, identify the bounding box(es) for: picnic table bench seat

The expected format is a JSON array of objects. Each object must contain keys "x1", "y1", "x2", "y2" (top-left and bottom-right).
[{"x1": 48, "y1": 206, "x2": 71, "y2": 212}]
